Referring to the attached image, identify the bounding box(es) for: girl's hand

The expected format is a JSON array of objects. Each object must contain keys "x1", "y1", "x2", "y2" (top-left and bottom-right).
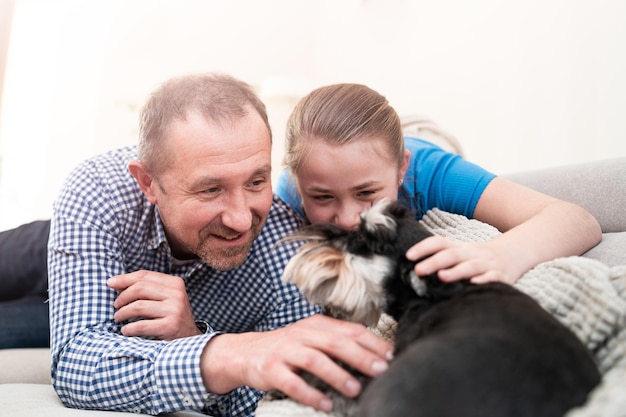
[{"x1": 405, "y1": 235, "x2": 523, "y2": 285}]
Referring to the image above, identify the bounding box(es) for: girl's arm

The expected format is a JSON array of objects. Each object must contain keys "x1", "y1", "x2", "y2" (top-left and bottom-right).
[{"x1": 407, "y1": 177, "x2": 602, "y2": 284}]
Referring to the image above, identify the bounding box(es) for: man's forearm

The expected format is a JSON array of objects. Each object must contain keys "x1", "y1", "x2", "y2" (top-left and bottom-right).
[{"x1": 53, "y1": 328, "x2": 214, "y2": 414}]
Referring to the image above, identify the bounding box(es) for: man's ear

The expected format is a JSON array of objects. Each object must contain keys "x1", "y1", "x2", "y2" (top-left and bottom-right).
[{"x1": 128, "y1": 160, "x2": 158, "y2": 204}]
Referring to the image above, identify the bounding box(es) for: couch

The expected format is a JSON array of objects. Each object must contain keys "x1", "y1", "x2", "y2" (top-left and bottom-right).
[{"x1": 1, "y1": 155, "x2": 625, "y2": 416}]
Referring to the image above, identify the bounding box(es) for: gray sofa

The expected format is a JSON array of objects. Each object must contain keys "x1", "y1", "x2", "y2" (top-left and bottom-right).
[{"x1": 1, "y1": 156, "x2": 624, "y2": 416}]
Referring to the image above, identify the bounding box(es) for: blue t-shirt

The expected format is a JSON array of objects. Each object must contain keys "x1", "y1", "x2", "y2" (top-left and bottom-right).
[{"x1": 274, "y1": 137, "x2": 496, "y2": 220}]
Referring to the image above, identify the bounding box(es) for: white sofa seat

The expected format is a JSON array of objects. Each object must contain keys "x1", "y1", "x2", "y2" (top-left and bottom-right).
[{"x1": 0, "y1": 383, "x2": 206, "y2": 417}]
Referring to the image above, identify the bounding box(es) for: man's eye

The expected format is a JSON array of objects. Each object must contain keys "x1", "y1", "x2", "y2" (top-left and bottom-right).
[
  {"x1": 201, "y1": 187, "x2": 221, "y2": 195},
  {"x1": 250, "y1": 178, "x2": 267, "y2": 188},
  {"x1": 358, "y1": 190, "x2": 376, "y2": 197}
]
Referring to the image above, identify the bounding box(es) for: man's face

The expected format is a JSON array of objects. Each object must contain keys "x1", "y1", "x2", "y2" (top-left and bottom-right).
[{"x1": 145, "y1": 109, "x2": 273, "y2": 270}]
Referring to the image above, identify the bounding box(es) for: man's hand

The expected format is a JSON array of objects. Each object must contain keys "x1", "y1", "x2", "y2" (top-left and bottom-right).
[
  {"x1": 107, "y1": 270, "x2": 201, "y2": 340},
  {"x1": 199, "y1": 314, "x2": 393, "y2": 413}
]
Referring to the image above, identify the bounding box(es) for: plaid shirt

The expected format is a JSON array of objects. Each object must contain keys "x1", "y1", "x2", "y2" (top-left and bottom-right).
[{"x1": 48, "y1": 146, "x2": 320, "y2": 417}]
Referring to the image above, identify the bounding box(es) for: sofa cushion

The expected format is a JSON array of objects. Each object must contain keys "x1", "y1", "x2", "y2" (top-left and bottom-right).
[
  {"x1": 0, "y1": 220, "x2": 50, "y2": 301},
  {"x1": 0, "y1": 348, "x2": 50, "y2": 384},
  {"x1": 0, "y1": 384, "x2": 206, "y2": 416}
]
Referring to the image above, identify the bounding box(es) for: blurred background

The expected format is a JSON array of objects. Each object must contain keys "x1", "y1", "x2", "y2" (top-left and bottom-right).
[{"x1": 0, "y1": 0, "x2": 624, "y2": 230}]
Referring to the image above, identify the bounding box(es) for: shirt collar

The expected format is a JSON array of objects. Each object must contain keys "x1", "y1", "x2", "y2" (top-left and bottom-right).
[{"x1": 148, "y1": 205, "x2": 168, "y2": 251}]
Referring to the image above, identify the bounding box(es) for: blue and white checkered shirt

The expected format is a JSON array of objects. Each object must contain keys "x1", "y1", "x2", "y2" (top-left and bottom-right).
[{"x1": 48, "y1": 146, "x2": 320, "y2": 417}]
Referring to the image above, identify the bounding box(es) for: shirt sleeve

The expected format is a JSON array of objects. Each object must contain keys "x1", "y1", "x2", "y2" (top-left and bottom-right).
[
  {"x1": 402, "y1": 137, "x2": 496, "y2": 218},
  {"x1": 47, "y1": 163, "x2": 223, "y2": 415},
  {"x1": 274, "y1": 169, "x2": 305, "y2": 219}
]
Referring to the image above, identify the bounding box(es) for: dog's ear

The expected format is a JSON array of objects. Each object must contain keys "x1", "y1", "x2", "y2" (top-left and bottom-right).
[
  {"x1": 360, "y1": 200, "x2": 435, "y2": 256},
  {"x1": 357, "y1": 200, "x2": 403, "y2": 255},
  {"x1": 282, "y1": 242, "x2": 348, "y2": 307},
  {"x1": 385, "y1": 199, "x2": 413, "y2": 220},
  {"x1": 282, "y1": 238, "x2": 391, "y2": 327}
]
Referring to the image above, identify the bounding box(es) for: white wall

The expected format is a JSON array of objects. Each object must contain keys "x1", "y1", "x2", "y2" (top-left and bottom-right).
[{"x1": 0, "y1": 0, "x2": 625, "y2": 230}]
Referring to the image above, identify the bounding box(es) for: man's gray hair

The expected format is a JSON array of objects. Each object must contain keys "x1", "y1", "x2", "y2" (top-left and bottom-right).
[{"x1": 138, "y1": 73, "x2": 271, "y2": 174}]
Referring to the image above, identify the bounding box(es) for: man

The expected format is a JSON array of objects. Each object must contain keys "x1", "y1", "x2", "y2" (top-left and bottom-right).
[{"x1": 48, "y1": 73, "x2": 391, "y2": 417}]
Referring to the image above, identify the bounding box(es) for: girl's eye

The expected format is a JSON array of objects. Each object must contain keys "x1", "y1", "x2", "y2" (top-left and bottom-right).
[
  {"x1": 312, "y1": 194, "x2": 333, "y2": 201},
  {"x1": 358, "y1": 190, "x2": 376, "y2": 198}
]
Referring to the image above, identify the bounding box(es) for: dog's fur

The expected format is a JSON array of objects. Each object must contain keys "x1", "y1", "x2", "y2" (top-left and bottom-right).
[{"x1": 281, "y1": 199, "x2": 601, "y2": 417}]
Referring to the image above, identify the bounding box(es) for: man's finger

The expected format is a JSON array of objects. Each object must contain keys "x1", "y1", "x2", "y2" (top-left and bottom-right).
[
  {"x1": 113, "y1": 299, "x2": 164, "y2": 322},
  {"x1": 112, "y1": 281, "x2": 171, "y2": 309},
  {"x1": 273, "y1": 366, "x2": 334, "y2": 412},
  {"x1": 107, "y1": 270, "x2": 184, "y2": 291},
  {"x1": 287, "y1": 344, "x2": 363, "y2": 397},
  {"x1": 301, "y1": 315, "x2": 394, "y2": 364}
]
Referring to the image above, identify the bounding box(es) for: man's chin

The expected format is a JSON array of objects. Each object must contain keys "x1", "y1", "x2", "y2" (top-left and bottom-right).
[
  {"x1": 197, "y1": 225, "x2": 264, "y2": 270},
  {"x1": 200, "y1": 245, "x2": 251, "y2": 271}
]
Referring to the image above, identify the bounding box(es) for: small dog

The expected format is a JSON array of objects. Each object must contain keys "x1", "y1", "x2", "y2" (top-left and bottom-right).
[{"x1": 282, "y1": 199, "x2": 600, "y2": 417}]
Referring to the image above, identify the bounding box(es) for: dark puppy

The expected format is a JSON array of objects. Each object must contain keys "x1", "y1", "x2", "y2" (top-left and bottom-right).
[{"x1": 282, "y1": 199, "x2": 600, "y2": 417}]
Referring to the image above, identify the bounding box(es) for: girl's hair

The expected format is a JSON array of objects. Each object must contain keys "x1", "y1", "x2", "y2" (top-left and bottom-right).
[
  {"x1": 283, "y1": 83, "x2": 404, "y2": 173},
  {"x1": 138, "y1": 73, "x2": 271, "y2": 174}
]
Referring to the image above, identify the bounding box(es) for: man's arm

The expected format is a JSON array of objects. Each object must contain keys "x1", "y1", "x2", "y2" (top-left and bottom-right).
[
  {"x1": 46, "y1": 151, "x2": 235, "y2": 415},
  {"x1": 104, "y1": 252, "x2": 393, "y2": 414},
  {"x1": 48, "y1": 213, "x2": 218, "y2": 414}
]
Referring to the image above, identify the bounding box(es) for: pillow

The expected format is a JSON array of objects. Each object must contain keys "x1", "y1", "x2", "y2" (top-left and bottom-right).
[{"x1": 0, "y1": 220, "x2": 50, "y2": 300}]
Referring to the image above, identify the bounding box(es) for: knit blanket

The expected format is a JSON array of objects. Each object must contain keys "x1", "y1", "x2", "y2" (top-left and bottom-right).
[{"x1": 256, "y1": 209, "x2": 626, "y2": 417}]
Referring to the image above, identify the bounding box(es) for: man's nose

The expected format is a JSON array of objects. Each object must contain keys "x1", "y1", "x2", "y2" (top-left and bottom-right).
[{"x1": 221, "y1": 191, "x2": 253, "y2": 232}]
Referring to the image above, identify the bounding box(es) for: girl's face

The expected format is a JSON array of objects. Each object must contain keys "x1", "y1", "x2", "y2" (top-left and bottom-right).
[{"x1": 295, "y1": 136, "x2": 409, "y2": 230}]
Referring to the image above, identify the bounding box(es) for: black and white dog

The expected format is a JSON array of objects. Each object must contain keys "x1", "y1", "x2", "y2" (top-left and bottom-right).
[{"x1": 282, "y1": 199, "x2": 600, "y2": 417}]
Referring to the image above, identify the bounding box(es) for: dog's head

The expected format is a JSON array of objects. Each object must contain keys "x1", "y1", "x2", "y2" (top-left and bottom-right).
[{"x1": 281, "y1": 199, "x2": 437, "y2": 327}]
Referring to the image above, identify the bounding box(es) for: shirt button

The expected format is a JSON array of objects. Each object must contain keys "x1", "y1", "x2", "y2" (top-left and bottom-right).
[
  {"x1": 132, "y1": 406, "x2": 141, "y2": 413},
  {"x1": 218, "y1": 404, "x2": 227, "y2": 413},
  {"x1": 182, "y1": 395, "x2": 193, "y2": 406}
]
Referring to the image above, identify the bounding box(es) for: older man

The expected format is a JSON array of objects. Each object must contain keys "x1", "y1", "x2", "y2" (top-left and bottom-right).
[{"x1": 48, "y1": 73, "x2": 391, "y2": 417}]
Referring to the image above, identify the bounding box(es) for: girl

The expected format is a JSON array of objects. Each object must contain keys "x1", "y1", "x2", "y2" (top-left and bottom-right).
[{"x1": 275, "y1": 83, "x2": 601, "y2": 284}]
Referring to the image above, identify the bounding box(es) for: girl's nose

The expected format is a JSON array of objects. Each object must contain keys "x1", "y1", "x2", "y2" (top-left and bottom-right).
[{"x1": 333, "y1": 205, "x2": 362, "y2": 230}]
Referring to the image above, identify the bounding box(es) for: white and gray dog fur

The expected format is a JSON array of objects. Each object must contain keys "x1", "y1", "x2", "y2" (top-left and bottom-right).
[{"x1": 280, "y1": 199, "x2": 600, "y2": 417}]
